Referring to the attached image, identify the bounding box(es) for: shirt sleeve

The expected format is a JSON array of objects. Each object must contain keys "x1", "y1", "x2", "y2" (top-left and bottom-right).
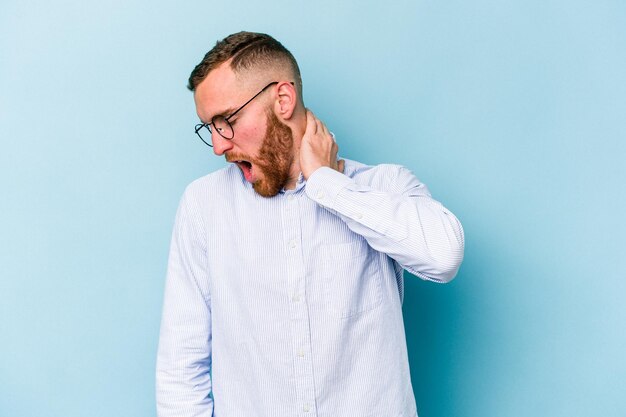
[
  {"x1": 156, "y1": 188, "x2": 214, "y2": 417},
  {"x1": 305, "y1": 165, "x2": 465, "y2": 283}
]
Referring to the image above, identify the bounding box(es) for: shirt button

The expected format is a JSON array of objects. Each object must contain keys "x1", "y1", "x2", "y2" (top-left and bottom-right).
[
  {"x1": 303, "y1": 404, "x2": 310, "y2": 412},
  {"x1": 355, "y1": 212, "x2": 363, "y2": 220},
  {"x1": 289, "y1": 240, "x2": 296, "y2": 248},
  {"x1": 316, "y1": 190, "x2": 324, "y2": 199},
  {"x1": 297, "y1": 349, "x2": 305, "y2": 357},
  {"x1": 287, "y1": 194, "x2": 295, "y2": 202},
  {"x1": 292, "y1": 294, "x2": 300, "y2": 302}
]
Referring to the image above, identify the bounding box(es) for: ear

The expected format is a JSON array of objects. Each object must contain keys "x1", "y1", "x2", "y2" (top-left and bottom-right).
[{"x1": 273, "y1": 81, "x2": 297, "y2": 120}]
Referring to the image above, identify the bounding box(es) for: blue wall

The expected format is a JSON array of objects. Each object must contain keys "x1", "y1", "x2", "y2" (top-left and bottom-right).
[{"x1": 1, "y1": 1, "x2": 624, "y2": 416}]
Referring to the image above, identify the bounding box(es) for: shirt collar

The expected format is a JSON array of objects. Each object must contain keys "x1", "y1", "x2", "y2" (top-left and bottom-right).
[{"x1": 280, "y1": 172, "x2": 306, "y2": 194}]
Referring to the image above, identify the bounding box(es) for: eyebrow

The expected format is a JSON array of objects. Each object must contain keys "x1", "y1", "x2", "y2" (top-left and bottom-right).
[{"x1": 204, "y1": 106, "x2": 238, "y2": 124}]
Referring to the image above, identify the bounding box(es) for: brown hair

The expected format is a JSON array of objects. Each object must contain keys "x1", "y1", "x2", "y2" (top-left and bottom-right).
[{"x1": 187, "y1": 31, "x2": 303, "y2": 100}]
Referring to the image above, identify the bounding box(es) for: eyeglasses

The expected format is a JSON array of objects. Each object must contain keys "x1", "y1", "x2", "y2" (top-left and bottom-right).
[{"x1": 194, "y1": 81, "x2": 279, "y2": 148}]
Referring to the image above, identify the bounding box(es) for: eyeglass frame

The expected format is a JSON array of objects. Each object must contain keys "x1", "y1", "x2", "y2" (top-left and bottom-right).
[{"x1": 194, "y1": 81, "x2": 293, "y2": 148}]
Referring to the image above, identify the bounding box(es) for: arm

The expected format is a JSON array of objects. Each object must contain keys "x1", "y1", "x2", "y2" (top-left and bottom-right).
[
  {"x1": 156, "y1": 189, "x2": 213, "y2": 416},
  {"x1": 300, "y1": 111, "x2": 464, "y2": 283},
  {"x1": 305, "y1": 165, "x2": 464, "y2": 282}
]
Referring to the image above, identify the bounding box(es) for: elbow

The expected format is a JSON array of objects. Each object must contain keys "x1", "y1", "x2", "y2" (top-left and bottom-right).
[
  {"x1": 438, "y1": 237, "x2": 465, "y2": 283},
  {"x1": 432, "y1": 254, "x2": 463, "y2": 283},
  {"x1": 413, "y1": 242, "x2": 465, "y2": 284},
  {"x1": 426, "y1": 214, "x2": 465, "y2": 283},
  {"x1": 408, "y1": 206, "x2": 465, "y2": 283}
]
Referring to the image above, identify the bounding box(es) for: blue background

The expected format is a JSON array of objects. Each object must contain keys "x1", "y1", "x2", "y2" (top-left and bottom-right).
[{"x1": 1, "y1": 1, "x2": 625, "y2": 416}]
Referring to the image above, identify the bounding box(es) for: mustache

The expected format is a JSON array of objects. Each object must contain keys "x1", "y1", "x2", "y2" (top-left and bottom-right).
[{"x1": 225, "y1": 153, "x2": 252, "y2": 163}]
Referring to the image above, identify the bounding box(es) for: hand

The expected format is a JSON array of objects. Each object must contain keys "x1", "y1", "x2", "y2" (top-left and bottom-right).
[{"x1": 300, "y1": 109, "x2": 345, "y2": 180}]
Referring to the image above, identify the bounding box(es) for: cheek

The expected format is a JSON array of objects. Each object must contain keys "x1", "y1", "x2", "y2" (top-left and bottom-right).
[
  {"x1": 233, "y1": 111, "x2": 269, "y2": 149},
  {"x1": 249, "y1": 125, "x2": 265, "y2": 139},
  {"x1": 231, "y1": 125, "x2": 250, "y2": 142},
  {"x1": 239, "y1": 124, "x2": 266, "y2": 147}
]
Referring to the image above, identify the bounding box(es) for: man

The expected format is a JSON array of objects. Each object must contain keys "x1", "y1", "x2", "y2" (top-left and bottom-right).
[{"x1": 156, "y1": 31, "x2": 464, "y2": 417}]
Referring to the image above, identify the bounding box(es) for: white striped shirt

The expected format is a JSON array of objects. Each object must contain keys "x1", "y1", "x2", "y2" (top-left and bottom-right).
[{"x1": 156, "y1": 158, "x2": 464, "y2": 417}]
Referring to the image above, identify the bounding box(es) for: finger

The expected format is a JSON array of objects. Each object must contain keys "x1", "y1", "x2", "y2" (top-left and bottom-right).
[
  {"x1": 320, "y1": 120, "x2": 330, "y2": 137},
  {"x1": 305, "y1": 110, "x2": 317, "y2": 134},
  {"x1": 330, "y1": 141, "x2": 339, "y2": 162},
  {"x1": 315, "y1": 117, "x2": 325, "y2": 137}
]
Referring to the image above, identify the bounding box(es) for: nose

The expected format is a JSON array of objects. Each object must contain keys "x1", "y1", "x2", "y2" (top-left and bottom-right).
[{"x1": 211, "y1": 133, "x2": 234, "y2": 156}]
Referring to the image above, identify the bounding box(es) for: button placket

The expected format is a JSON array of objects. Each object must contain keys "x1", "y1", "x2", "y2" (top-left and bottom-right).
[{"x1": 281, "y1": 192, "x2": 317, "y2": 416}]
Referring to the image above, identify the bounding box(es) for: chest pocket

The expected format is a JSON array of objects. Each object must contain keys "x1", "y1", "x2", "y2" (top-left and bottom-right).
[{"x1": 321, "y1": 238, "x2": 382, "y2": 318}]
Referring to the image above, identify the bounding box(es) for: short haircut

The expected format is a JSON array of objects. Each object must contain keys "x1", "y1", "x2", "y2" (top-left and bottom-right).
[{"x1": 187, "y1": 31, "x2": 303, "y2": 101}]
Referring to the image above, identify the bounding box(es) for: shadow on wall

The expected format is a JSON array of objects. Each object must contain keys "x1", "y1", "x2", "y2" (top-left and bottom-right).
[
  {"x1": 402, "y1": 233, "x2": 513, "y2": 417},
  {"x1": 403, "y1": 268, "x2": 467, "y2": 417}
]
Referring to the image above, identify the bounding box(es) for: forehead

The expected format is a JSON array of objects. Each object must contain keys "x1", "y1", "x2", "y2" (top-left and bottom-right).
[{"x1": 193, "y1": 62, "x2": 248, "y2": 122}]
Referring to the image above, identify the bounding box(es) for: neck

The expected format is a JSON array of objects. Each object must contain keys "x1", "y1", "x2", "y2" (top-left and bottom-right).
[{"x1": 283, "y1": 107, "x2": 307, "y2": 190}]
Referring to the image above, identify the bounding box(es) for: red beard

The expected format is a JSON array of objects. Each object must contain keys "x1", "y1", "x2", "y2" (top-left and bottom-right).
[{"x1": 227, "y1": 110, "x2": 295, "y2": 198}]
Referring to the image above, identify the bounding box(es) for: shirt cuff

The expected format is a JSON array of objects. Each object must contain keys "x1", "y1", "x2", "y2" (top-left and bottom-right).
[{"x1": 305, "y1": 166, "x2": 352, "y2": 209}]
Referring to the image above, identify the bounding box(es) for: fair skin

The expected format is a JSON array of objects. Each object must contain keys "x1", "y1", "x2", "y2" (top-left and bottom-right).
[{"x1": 194, "y1": 60, "x2": 344, "y2": 191}]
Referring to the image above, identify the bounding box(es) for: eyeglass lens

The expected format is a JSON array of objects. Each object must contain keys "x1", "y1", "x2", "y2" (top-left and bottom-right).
[
  {"x1": 212, "y1": 117, "x2": 233, "y2": 139},
  {"x1": 196, "y1": 117, "x2": 234, "y2": 146}
]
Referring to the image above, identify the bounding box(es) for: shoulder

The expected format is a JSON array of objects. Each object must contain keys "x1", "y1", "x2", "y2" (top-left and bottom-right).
[
  {"x1": 341, "y1": 158, "x2": 428, "y2": 194},
  {"x1": 342, "y1": 158, "x2": 408, "y2": 177}
]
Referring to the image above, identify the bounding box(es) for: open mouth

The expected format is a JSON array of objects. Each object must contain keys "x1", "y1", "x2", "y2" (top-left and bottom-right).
[{"x1": 233, "y1": 160, "x2": 254, "y2": 182}]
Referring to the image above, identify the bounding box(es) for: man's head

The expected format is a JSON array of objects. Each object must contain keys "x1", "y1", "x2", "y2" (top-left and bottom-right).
[
  {"x1": 189, "y1": 31, "x2": 306, "y2": 197},
  {"x1": 188, "y1": 32, "x2": 303, "y2": 100}
]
